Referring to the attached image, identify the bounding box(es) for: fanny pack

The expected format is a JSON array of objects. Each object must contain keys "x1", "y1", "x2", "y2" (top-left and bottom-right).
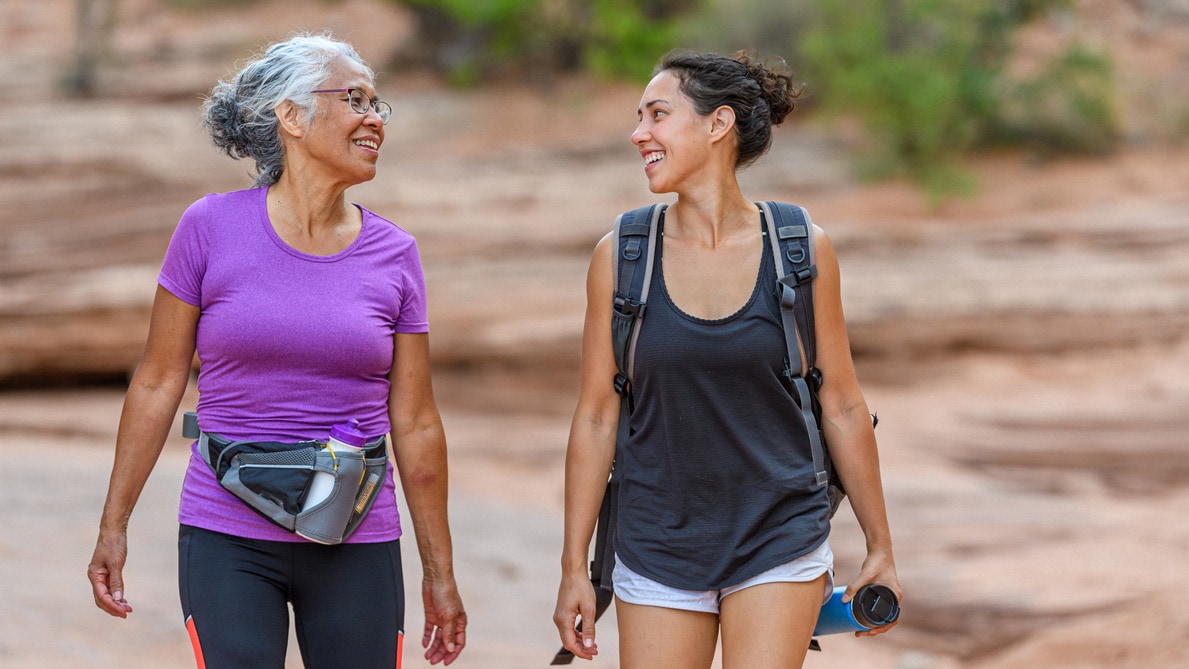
[{"x1": 182, "y1": 412, "x2": 388, "y2": 544}]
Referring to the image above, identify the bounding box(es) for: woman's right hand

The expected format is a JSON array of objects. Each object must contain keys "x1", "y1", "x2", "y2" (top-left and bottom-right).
[
  {"x1": 553, "y1": 233, "x2": 620, "y2": 661},
  {"x1": 86, "y1": 286, "x2": 198, "y2": 619},
  {"x1": 87, "y1": 529, "x2": 134, "y2": 618},
  {"x1": 554, "y1": 571, "x2": 600, "y2": 661}
]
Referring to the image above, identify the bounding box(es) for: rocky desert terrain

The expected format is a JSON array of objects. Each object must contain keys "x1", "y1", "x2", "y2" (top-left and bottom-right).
[{"x1": 1, "y1": 0, "x2": 1187, "y2": 667}]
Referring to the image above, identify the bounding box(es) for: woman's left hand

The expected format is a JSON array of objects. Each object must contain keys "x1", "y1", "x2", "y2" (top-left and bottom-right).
[
  {"x1": 845, "y1": 548, "x2": 902, "y2": 637},
  {"x1": 422, "y1": 576, "x2": 467, "y2": 665}
]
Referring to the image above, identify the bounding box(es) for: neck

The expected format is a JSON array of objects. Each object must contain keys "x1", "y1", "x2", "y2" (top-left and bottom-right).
[
  {"x1": 267, "y1": 177, "x2": 352, "y2": 237},
  {"x1": 670, "y1": 183, "x2": 756, "y2": 247}
]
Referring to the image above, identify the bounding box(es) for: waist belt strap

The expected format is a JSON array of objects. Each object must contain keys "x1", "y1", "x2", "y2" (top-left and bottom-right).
[
  {"x1": 188, "y1": 415, "x2": 385, "y2": 473},
  {"x1": 182, "y1": 412, "x2": 388, "y2": 544}
]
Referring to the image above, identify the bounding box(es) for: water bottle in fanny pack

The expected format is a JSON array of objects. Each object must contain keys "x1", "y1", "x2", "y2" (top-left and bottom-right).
[
  {"x1": 184, "y1": 412, "x2": 387, "y2": 545},
  {"x1": 295, "y1": 419, "x2": 378, "y2": 544}
]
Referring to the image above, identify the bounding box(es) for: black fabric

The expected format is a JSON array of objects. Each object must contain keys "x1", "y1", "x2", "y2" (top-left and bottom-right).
[
  {"x1": 614, "y1": 213, "x2": 831, "y2": 591},
  {"x1": 233, "y1": 446, "x2": 320, "y2": 515},
  {"x1": 178, "y1": 525, "x2": 404, "y2": 669}
]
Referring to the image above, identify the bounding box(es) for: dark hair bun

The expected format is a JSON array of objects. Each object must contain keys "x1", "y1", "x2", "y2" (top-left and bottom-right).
[
  {"x1": 735, "y1": 50, "x2": 801, "y2": 125},
  {"x1": 204, "y1": 82, "x2": 252, "y2": 160}
]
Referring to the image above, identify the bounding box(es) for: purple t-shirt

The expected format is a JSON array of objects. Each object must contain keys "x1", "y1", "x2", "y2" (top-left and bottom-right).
[{"x1": 159, "y1": 187, "x2": 429, "y2": 542}]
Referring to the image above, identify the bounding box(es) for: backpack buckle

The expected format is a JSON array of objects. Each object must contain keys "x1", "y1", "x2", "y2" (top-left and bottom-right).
[
  {"x1": 613, "y1": 372, "x2": 631, "y2": 397},
  {"x1": 613, "y1": 295, "x2": 644, "y2": 318}
]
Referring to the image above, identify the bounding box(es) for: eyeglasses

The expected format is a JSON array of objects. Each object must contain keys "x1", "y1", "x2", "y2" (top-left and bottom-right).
[{"x1": 311, "y1": 88, "x2": 392, "y2": 125}]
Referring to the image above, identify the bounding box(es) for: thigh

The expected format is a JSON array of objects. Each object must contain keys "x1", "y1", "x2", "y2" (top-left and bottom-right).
[
  {"x1": 718, "y1": 574, "x2": 827, "y2": 669},
  {"x1": 616, "y1": 597, "x2": 719, "y2": 669},
  {"x1": 291, "y1": 539, "x2": 405, "y2": 669},
  {"x1": 178, "y1": 525, "x2": 291, "y2": 669}
]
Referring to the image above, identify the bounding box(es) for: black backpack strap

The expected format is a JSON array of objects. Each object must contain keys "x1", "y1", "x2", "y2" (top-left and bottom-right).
[
  {"x1": 552, "y1": 203, "x2": 664, "y2": 666},
  {"x1": 758, "y1": 201, "x2": 829, "y2": 488},
  {"x1": 761, "y1": 201, "x2": 818, "y2": 374},
  {"x1": 611, "y1": 204, "x2": 665, "y2": 397}
]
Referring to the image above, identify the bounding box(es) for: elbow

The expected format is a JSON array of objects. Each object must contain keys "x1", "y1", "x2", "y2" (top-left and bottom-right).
[
  {"x1": 820, "y1": 392, "x2": 874, "y2": 439},
  {"x1": 402, "y1": 465, "x2": 443, "y2": 490},
  {"x1": 572, "y1": 407, "x2": 620, "y2": 447}
]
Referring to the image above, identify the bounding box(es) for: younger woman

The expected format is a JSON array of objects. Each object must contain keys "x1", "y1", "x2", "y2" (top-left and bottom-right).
[{"x1": 554, "y1": 50, "x2": 900, "y2": 668}]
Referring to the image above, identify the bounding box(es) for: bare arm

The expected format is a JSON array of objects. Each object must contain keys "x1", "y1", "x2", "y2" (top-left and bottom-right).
[
  {"x1": 88, "y1": 285, "x2": 198, "y2": 618},
  {"x1": 811, "y1": 228, "x2": 902, "y2": 632},
  {"x1": 553, "y1": 233, "x2": 622, "y2": 661},
  {"x1": 388, "y1": 332, "x2": 466, "y2": 665}
]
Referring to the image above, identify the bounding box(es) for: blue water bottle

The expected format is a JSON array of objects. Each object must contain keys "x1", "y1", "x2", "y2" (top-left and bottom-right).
[{"x1": 814, "y1": 584, "x2": 900, "y2": 636}]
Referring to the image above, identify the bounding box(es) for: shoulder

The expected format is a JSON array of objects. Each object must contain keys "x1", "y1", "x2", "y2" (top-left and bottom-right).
[
  {"x1": 358, "y1": 205, "x2": 415, "y2": 242},
  {"x1": 810, "y1": 221, "x2": 836, "y2": 262},
  {"x1": 356, "y1": 205, "x2": 424, "y2": 270},
  {"x1": 180, "y1": 187, "x2": 265, "y2": 225},
  {"x1": 597, "y1": 203, "x2": 662, "y2": 263},
  {"x1": 765, "y1": 203, "x2": 832, "y2": 249},
  {"x1": 590, "y1": 231, "x2": 615, "y2": 277},
  {"x1": 586, "y1": 224, "x2": 621, "y2": 294},
  {"x1": 202, "y1": 186, "x2": 265, "y2": 209}
]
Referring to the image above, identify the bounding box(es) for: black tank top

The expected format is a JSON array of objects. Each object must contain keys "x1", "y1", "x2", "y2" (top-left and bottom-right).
[{"x1": 615, "y1": 210, "x2": 830, "y2": 591}]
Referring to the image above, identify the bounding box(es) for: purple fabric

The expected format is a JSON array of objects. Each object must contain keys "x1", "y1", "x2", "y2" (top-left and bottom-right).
[{"x1": 159, "y1": 187, "x2": 428, "y2": 543}]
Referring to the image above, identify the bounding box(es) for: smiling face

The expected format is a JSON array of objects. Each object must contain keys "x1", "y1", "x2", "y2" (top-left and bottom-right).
[
  {"x1": 631, "y1": 70, "x2": 716, "y2": 195},
  {"x1": 299, "y1": 56, "x2": 386, "y2": 186}
]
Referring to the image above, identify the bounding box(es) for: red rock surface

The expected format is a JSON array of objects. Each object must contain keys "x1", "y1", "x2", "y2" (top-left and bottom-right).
[{"x1": 1, "y1": 1, "x2": 1187, "y2": 667}]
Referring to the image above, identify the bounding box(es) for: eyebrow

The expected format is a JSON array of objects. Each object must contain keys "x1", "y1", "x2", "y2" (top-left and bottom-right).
[{"x1": 637, "y1": 99, "x2": 670, "y2": 116}]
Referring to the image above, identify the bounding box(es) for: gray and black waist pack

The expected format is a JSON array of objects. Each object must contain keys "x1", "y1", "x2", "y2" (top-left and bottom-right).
[{"x1": 182, "y1": 412, "x2": 387, "y2": 545}]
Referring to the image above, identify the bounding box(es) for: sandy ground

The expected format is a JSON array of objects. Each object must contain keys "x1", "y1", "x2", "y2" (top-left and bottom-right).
[{"x1": 2, "y1": 0, "x2": 1188, "y2": 667}]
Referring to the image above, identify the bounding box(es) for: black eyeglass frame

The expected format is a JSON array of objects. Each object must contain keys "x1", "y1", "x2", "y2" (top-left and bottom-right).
[{"x1": 311, "y1": 88, "x2": 392, "y2": 125}]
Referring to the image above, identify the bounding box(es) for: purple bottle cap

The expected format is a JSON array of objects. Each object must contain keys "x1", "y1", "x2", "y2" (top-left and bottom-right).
[{"x1": 329, "y1": 418, "x2": 368, "y2": 447}]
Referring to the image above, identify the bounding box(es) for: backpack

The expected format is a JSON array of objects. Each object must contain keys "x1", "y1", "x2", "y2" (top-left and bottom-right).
[{"x1": 551, "y1": 201, "x2": 844, "y2": 665}]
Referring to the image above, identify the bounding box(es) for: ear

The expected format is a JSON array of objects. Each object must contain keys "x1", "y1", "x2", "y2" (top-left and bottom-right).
[
  {"x1": 275, "y1": 99, "x2": 306, "y2": 139},
  {"x1": 708, "y1": 105, "x2": 736, "y2": 144}
]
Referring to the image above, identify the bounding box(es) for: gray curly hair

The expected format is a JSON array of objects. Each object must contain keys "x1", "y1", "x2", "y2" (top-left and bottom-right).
[{"x1": 203, "y1": 33, "x2": 374, "y2": 187}]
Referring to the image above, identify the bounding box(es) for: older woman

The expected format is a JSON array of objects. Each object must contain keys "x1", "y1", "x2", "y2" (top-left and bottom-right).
[{"x1": 87, "y1": 34, "x2": 466, "y2": 667}]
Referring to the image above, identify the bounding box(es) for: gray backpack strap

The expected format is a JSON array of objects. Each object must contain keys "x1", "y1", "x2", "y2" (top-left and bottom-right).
[
  {"x1": 611, "y1": 203, "x2": 665, "y2": 395},
  {"x1": 758, "y1": 201, "x2": 829, "y2": 488},
  {"x1": 760, "y1": 201, "x2": 818, "y2": 375}
]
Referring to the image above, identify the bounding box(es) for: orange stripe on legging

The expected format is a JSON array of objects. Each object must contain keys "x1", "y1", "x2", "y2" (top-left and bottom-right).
[
  {"x1": 185, "y1": 616, "x2": 206, "y2": 669},
  {"x1": 395, "y1": 629, "x2": 404, "y2": 669}
]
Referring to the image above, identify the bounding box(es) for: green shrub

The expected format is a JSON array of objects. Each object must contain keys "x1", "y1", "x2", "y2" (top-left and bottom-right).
[
  {"x1": 678, "y1": 0, "x2": 815, "y2": 61},
  {"x1": 585, "y1": 0, "x2": 683, "y2": 80},
  {"x1": 395, "y1": 0, "x2": 684, "y2": 84},
  {"x1": 993, "y1": 44, "x2": 1118, "y2": 154},
  {"x1": 797, "y1": 0, "x2": 1117, "y2": 197},
  {"x1": 393, "y1": 0, "x2": 1120, "y2": 198}
]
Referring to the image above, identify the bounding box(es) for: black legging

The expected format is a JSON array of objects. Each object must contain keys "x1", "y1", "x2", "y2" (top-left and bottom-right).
[{"x1": 178, "y1": 525, "x2": 405, "y2": 669}]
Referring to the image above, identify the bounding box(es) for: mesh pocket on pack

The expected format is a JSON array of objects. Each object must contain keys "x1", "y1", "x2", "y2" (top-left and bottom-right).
[{"x1": 235, "y1": 447, "x2": 318, "y2": 515}]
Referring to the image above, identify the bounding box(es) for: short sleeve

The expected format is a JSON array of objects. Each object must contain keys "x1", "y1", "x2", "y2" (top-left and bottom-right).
[
  {"x1": 393, "y1": 237, "x2": 430, "y2": 334},
  {"x1": 158, "y1": 197, "x2": 210, "y2": 307}
]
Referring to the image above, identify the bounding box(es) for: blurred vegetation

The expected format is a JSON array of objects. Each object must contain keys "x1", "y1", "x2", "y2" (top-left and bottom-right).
[
  {"x1": 68, "y1": 0, "x2": 1142, "y2": 198},
  {"x1": 392, "y1": 0, "x2": 693, "y2": 85},
  {"x1": 793, "y1": 0, "x2": 1118, "y2": 198},
  {"x1": 992, "y1": 44, "x2": 1117, "y2": 153},
  {"x1": 396, "y1": 0, "x2": 1122, "y2": 199}
]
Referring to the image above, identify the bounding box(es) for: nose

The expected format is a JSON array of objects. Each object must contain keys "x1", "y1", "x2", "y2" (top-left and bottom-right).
[
  {"x1": 631, "y1": 121, "x2": 649, "y2": 146},
  {"x1": 363, "y1": 107, "x2": 384, "y2": 129}
]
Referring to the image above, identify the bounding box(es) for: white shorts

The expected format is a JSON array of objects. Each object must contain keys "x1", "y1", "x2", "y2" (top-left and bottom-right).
[{"x1": 613, "y1": 540, "x2": 834, "y2": 614}]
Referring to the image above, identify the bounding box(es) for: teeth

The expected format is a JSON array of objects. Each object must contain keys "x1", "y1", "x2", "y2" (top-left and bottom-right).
[
  {"x1": 354, "y1": 140, "x2": 378, "y2": 150},
  {"x1": 645, "y1": 152, "x2": 664, "y2": 164}
]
